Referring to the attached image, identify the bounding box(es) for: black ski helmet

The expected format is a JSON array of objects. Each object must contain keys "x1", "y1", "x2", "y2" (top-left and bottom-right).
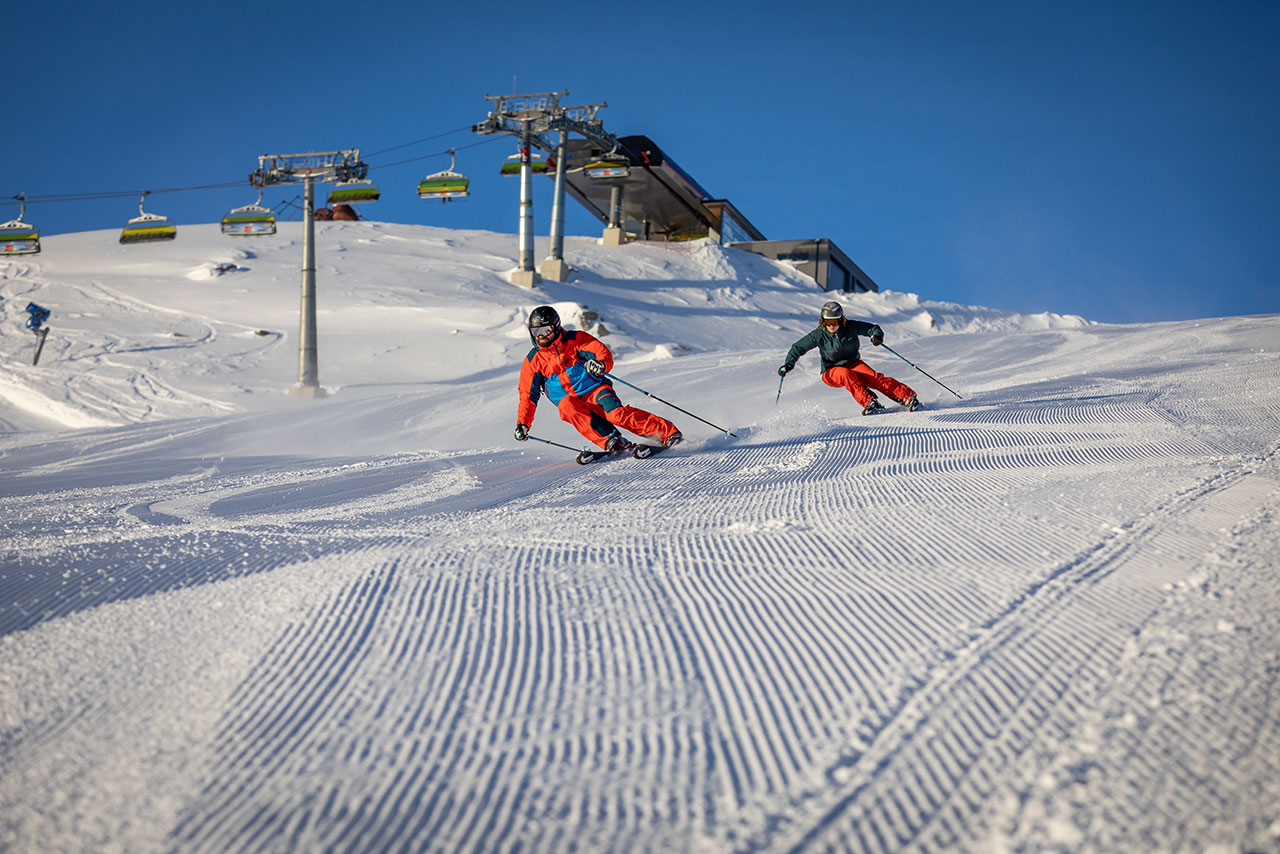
[
  {"x1": 528, "y1": 305, "x2": 561, "y2": 340},
  {"x1": 820, "y1": 301, "x2": 845, "y2": 323}
]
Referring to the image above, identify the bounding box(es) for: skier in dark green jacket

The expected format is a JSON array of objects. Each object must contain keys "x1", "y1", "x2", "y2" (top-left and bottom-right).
[{"x1": 778, "y1": 301, "x2": 920, "y2": 415}]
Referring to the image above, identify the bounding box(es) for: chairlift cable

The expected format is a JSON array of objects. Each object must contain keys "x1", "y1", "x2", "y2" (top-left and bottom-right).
[
  {"x1": 364, "y1": 125, "x2": 475, "y2": 158},
  {"x1": 4, "y1": 122, "x2": 493, "y2": 210},
  {"x1": 366, "y1": 136, "x2": 504, "y2": 171},
  {"x1": 15, "y1": 180, "x2": 247, "y2": 205}
]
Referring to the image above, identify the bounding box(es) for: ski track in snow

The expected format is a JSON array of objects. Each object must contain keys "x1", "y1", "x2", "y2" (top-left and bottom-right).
[{"x1": 4, "y1": 358, "x2": 1278, "y2": 853}]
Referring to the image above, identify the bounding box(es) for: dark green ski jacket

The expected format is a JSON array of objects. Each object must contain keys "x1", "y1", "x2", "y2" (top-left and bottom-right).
[{"x1": 784, "y1": 319, "x2": 884, "y2": 373}]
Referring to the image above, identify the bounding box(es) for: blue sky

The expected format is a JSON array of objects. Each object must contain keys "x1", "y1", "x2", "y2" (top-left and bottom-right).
[{"x1": 6, "y1": 0, "x2": 1277, "y2": 323}]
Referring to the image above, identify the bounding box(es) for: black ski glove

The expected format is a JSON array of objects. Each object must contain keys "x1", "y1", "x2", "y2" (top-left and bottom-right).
[
  {"x1": 514, "y1": 423, "x2": 529, "y2": 441},
  {"x1": 870, "y1": 332, "x2": 884, "y2": 346},
  {"x1": 583, "y1": 358, "x2": 605, "y2": 377},
  {"x1": 778, "y1": 364, "x2": 793, "y2": 377}
]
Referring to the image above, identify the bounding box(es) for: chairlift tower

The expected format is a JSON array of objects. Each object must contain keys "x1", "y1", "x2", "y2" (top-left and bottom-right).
[
  {"x1": 544, "y1": 105, "x2": 627, "y2": 248},
  {"x1": 476, "y1": 91, "x2": 613, "y2": 285},
  {"x1": 543, "y1": 103, "x2": 616, "y2": 275},
  {"x1": 250, "y1": 150, "x2": 369, "y2": 398},
  {"x1": 475, "y1": 91, "x2": 565, "y2": 286}
]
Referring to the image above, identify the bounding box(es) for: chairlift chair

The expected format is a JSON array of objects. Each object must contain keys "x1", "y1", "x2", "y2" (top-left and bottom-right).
[
  {"x1": 582, "y1": 152, "x2": 630, "y2": 180},
  {"x1": 326, "y1": 180, "x2": 380, "y2": 206},
  {"x1": 221, "y1": 187, "x2": 277, "y2": 236},
  {"x1": 500, "y1": 152, "x2": 548, "y2": 177},
  {"x1": 418, "y1": 149, "x2": 469, "y2": 201},
  {"x1": 1, "y1": 194, "x2": 41, "y2": 256},
  {"x1": 119, "y1": 192, "x2": 177, "y2": 244}
]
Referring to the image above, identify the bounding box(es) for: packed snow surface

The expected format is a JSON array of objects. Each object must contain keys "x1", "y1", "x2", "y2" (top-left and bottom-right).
[{"x1": 2, "y1": 222, "x2": 1278, "y2": 853}]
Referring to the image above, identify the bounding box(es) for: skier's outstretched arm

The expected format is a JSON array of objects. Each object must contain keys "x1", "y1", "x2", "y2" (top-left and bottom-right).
[{"x1": 781, "y1": 329, "x2": 820, "y2": 374}]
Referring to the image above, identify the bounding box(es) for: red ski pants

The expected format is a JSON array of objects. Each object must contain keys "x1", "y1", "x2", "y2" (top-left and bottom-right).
[
  {"x1": 557, "y1": 386, "x2": 679, "y2": 449},
  {"x1": 822, "y1": 362, "x2": 915, "y2": 408}
]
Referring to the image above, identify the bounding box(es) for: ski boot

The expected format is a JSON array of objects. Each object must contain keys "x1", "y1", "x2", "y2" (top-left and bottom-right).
[{"x1": 604, "y1": 435, "x2": 635, "y2": 454}]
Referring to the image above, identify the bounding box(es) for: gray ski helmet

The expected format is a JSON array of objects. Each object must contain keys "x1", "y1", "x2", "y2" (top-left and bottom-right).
[
  {"x1": 528, "y1": 305, "x2": 561, "y2": 338},
  {"x1": 820, "y1": 301, "x2": 845, "y2": 322}
]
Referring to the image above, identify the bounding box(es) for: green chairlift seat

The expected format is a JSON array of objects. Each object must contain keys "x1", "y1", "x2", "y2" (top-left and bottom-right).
[
  {"x1": 326, "y1": 180, "x2": 380, "y2": 206},
  {"x1": 500, "y1": 153, "x2": 548, "y2": 177},
  {"x1": 418, "y1": 173, "x2": 469, "y2": 199},
  {"x1": 582, "y1": 157, "x2": 630, "y2": 179},
  {"x1": 222, "y1": 205, "x2": 277, "y2": 235},
  {"x1": 1, "y1": 195, "x2": 40, "y2": 256},
  {"x1": 222, "y1": 188, "x2": 277, "y2": 235},
  {"x1": 418, "y1": 149, "x2": 469, "y2": 200}
]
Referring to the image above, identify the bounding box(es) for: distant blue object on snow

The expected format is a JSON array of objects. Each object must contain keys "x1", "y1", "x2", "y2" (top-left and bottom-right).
[{"x1": 25, "y1": 302, "x2": 50, "y2": 330}]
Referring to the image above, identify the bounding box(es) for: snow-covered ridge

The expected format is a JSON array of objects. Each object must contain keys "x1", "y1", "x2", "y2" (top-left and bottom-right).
[{"x1": 2, "y1": 221, "x2": 1087, "y2": 433}]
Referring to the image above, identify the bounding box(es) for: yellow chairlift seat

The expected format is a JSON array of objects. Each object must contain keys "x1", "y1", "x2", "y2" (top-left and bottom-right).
[
  {"x1": 120, "y1": 193, "x2": 176, "y2": 244},
  {"x1": 418, "y1": 172, "x2": 470, "y2": 199},
  {"x1": 222, "y1": 204, "x2": 277, "y2": 235},
  {"x1": 222, "y1": 188, "x2": 277, "y2": 235},
  {"x1": 418, "y1": 149, "x2": 470, "y2": 200},
  {"x1": 581, "y1": 156, "x2": 630, "y2": 179},
  {"x1": 1, "y1": 195, "x2": 40, "y2": 256}
]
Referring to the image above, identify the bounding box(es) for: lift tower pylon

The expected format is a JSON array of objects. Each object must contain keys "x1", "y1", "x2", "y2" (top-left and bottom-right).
[
  {"x1": 475, "y1": 91, "x2": 567, "y2": 286},
  {"x1": 475, "y1": 91, "x2": 613, "y2": 285},
  {"x1": 250, "y1": 150, "x2": 370, "y2": 398}
]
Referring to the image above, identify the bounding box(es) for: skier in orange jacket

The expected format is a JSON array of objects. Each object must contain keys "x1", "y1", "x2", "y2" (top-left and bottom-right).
[{"x1": 513, "y1": 306, "x2": 682, "y2": 452}]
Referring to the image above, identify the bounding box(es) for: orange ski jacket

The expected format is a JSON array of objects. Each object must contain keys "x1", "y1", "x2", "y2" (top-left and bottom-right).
[{"x1": 517, "y1": 329, "x2": 614, "y2": 427}]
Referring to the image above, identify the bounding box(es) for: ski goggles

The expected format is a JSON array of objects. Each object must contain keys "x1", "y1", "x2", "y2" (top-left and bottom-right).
[{"x1": 530, "y1": 324, "x2": 557, "y2": 337}]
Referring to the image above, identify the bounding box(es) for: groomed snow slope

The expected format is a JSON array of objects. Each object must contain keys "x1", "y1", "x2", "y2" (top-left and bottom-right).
[{"x1": 1, "y1": 223, "x2": 1278, "y2": 854}]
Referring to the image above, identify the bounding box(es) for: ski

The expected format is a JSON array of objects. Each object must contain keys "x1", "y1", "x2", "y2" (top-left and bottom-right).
[
  {"x1": 576, "y1": 446, "x2": 633, "y2": 465},
  {"x1": 575, "y1": 443, "x2": 673, "y2": 464}
]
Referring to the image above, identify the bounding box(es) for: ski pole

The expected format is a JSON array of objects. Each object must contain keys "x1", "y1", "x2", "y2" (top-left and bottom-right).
[
  {"x1": 879, "y1": 343, "x2": 963, "y2": 399},
  {"x1": 603, "y1": 371, "x2": 738, "y2": 437},
  {"x1": 774, "y1": 373, "x2": 785, "y2": 405},
  {"x1": 524, "y1": 434, "x2": 584, "y2": 453}
]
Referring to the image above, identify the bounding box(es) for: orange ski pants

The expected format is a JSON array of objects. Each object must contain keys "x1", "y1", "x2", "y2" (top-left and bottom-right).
[
  {"x1": 822, "y1": 362, "x2": 915, "y2": 408},
  {"x1": 557, "y1": 386, "x2": 679, "y2": 449}
]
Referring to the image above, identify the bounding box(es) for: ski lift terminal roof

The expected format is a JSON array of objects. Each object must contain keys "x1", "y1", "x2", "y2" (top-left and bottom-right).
[{"x1": 548, "y1": 134, "x2": 877, "y2": 293}]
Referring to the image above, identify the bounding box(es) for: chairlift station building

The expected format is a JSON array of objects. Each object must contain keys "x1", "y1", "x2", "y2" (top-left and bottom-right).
[
  {"x1": 474, "y1": 92, "x2": 879, "y2": 294},
  {"x1": 548, "y1": 134, "x2": 879, "y2": 294}
]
